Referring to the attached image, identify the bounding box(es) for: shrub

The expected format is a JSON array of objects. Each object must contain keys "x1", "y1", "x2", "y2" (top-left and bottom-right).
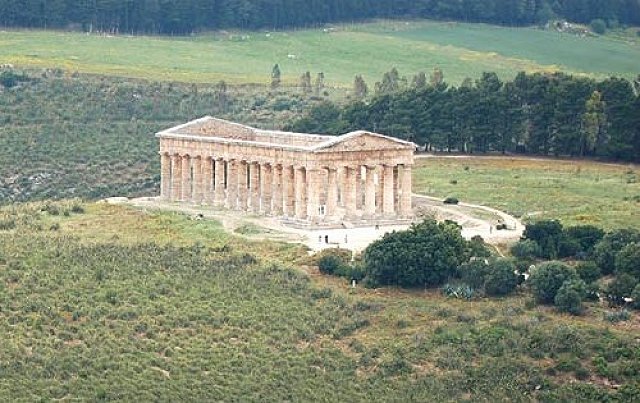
[
  {"x1": 485, "y1": 259, "x2": 519, "y2": 296},
  {"x1": 318, "y1": 254, "x2": 345, "y2": 275},
  {"x1": 443, "y1": 197, "x2": 459, "y2": 205},
  {"x1": 604, "y1": 310, "x2": 631, "y2": 323},
  {"x1": 442, "y1": 283, "x2": 474, "y2": 299},
  {"x1": 575, "y1": 261, "x2": 602, "y2": 284},
  {"x1": 593, "y1": 229, "x2": 640, "y2": 274},
  {"x1": 631, "y1": 284, "x2": 640, "y2": 310},
  {"x1": 564, "y1": 225, "x2": 605, "y2": 256},
  {"x1": 606, "y1": 273, "x2": 638, "y2": 305},
  {"x1": 459, "y1": 259, "x2": 490, "y2": 289},
  {"x1": 590, "y1": 19, "x2": 607, "y2": 34},
  {"x1": 554, "y1": 279, "x2": 586, "y2": 315},
  {"x1": 615, "y1": 242, "x2": 640, "y2": 278},
  {"x1": 510, "y1": 239, "x2": 541, "y2": 260},
  {"x1": 522, "y1": 220, "x2": 564, "y2": 259},
  {"x1": 363, "y1": 219, "x2": 467, "y2": 288},
  {"x1": 528, "y1": 261, "x2": 579, "y2": 304}
]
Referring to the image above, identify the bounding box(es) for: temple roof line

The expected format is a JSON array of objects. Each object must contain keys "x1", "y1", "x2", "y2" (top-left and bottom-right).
[{"x1": 156, "y1": 116, "x2": 417, "y2": 152}]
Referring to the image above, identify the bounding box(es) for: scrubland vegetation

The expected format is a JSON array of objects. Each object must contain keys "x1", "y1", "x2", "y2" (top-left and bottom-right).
[{"x1": 1, "y1": 201, "x2": 639, "y2": 401}]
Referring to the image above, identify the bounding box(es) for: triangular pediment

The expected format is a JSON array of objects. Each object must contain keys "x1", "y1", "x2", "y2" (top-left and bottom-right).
[{"x1": 312, "y1": 131, "x2": 416, "y2": 153}]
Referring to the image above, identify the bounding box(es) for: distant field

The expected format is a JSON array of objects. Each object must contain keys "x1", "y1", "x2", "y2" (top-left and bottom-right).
[
  {"x1": 1, "y1": 20, "x2": 638, "y2": 86},
  {"x1": 414, "y1": 156, "x2": 640, "y2": 230}
]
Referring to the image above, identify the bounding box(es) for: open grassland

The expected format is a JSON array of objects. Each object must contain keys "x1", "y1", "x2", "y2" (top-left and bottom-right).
[
  {"x1": 0, "y1": 200, "x2": 638, "y2": 401},
  {"x1": 414, "y1": 156, "x2": 640, "y2": 230},
  {"x1": 1, "y1": 20, "x2": 638, "y2": 86}
]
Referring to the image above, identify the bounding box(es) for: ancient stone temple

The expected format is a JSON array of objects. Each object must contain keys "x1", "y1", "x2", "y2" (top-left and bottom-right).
[{"x1": 156, "y1": 117, "x2": 416, "y2": 224}]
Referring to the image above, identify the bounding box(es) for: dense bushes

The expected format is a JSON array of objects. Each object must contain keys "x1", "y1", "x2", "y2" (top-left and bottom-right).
[
  {"x1": 554, "y1": 279, "x2": 587, "y2": 314},
  {"x1": 529, "y1": 261, "x2": 579, "y2": 304},
  {"x1": 517, "y1": 221, "x2": 605, "y2": 260},
  {"x1": 362, "y1": 220, "x2": 473, "y2": 288}
]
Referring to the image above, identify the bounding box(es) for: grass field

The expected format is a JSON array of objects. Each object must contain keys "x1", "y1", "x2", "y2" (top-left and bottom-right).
[
  {"x1": 1, "y1": 20, "x2": 638, "y2": 86},
  {"x1": 0, "y1": 200, "x2": 638, "y2": 401},
  {"x1": 414, "y1": 156, "x2": 640, "y2": 230}
]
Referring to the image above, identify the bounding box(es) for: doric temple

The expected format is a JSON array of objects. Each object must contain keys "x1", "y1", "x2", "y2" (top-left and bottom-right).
[{"x1": 156, "y1": 117, "x2": 416, "y2": 224}]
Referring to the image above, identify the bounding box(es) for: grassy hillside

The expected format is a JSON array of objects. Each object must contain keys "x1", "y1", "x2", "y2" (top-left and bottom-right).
[
  {"x1": 0, "y1": 75, "x2": 327, "y2": 203},
  {"x1": 1, "y1": 20, "x2": 638, "y2": 86},
  {"x1": 414, "y1": 156, "x2": 640, "y2": 230},
  {"x1": 0, "y1": 201, "x2": 638, "y2": 400}
]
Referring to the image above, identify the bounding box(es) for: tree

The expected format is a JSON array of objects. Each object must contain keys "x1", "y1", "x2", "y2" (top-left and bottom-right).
[
  {"x1": 270, "y1": 64, "x2": 281, "y2": 90},
  {"x1": 590, "y1": 19, "x2": 607, "y2": 34},
  {"x1": 429, "y1": 67, "x2": 444, "y2": 87},
  {"x1": 581, "y1": 91, "x2": 607, "y2": 156},
  {"x1": 575, "y1": 261, "x2": 602, "y2": 284},
  {"x1": 412, "y1": 72, "x2": 427, "y2": 89},
  {"x1": 565, "y1": 225, "x2": 605, "y2": 256},
  {"x1": 615, "y1": 242, "x2": 640, "y2": 278},
  {"x1": 522, "y1": 220, "x2": 564, "y2": 259},
  {"x1": 299, "y1": 71, "x2": 312, "y2": 94},
  {"x1": 510, "y1": 239, "x2": 541, "y2": 260},
  {"x1": 607, "y1": 273, "x2": 638, "y2": 305},
  {"x1": 363, "y1": 220, "x2": 468, "y2": 288},
  {"x1": 529, "y1": 261, "x2": 579, "y2": 304},
  {"x1": 484, "y1": 259, "x2": 519, "y2": 296},
  {"x1": 314, "y1": 72, "x2": 325, "y2": 96},
  {"x1": 593, "y1": 229, "x2": 640, "y2": 274},
  {"x1": 353, "y1": 75, "x2": 368, "y2": 99},
  {"x1": 554, "y1": 279, "x2": 587, "y2": 315}
]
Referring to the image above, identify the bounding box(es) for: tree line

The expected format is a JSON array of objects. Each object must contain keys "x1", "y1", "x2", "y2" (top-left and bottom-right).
[
  {"x1": 289, "y1": 71, "x2": 640, "y2": 162},
  {"x1": 1, "y1": 0, "x2": 639, "y2": 34}
]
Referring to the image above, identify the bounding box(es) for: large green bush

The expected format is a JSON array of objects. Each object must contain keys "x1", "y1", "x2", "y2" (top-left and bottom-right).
[
  {"x1": 593, "y1": 229, "x2": 640, "y2": 274},
  {"x1": 565, "y1": 225, "x2": 605, "y2": 256},
  {"x1": 522, "y1": 220, "x2": 564, "y2": 259},
  {"x1": 554, "y1": 279, "x2": 587, "y2": 315},
  {"x1": 484, "y1": 259, "x2": 519, "y2": 296},
  {"x1": 528, "y1": 261, "x2": 579, "y2": 304},
  {"x1": 510, "y1": 239, "x2": 542, "y2": 260},
  {"x1": 363, "y1": 220, "x2": 468, "y2": 288},
  {"x1": 575, "y1": 261, "x2": 602, "y2": 284},
  {"x1": 615, "y1": 243, "x2": 640, "y2": 278},
  {"x1": 607, "y1": 273, "x2": 639, "y2": 305}
]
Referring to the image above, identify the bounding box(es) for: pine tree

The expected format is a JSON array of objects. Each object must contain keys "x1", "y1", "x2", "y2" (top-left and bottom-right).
[
  {"x1": 412, "y1": 72, "x2": 427, "y2": 89},
  {"x1": 299, "y1": 71, "x2": 312, "y2": 94},
  {"x1": 314, "y1": 72, "x2": 325, "y2": 96},
  {"x1": 429, "y1": 67, "x2": 444, "y2": 87},
  {"x1": 270, "y1": 64, "x2": 281, "y2": 90},
  {"x1": 581, "y1": 90, "x2": 607, "y2": 156},
  {"x1": 353, "y1": 75, "x2": 368, "y2": 99}
]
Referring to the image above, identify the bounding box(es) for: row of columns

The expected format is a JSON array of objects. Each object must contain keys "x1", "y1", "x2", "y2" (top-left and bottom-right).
[{"x1": 160, "y1": 153, "x2": 413, "y2": 222}]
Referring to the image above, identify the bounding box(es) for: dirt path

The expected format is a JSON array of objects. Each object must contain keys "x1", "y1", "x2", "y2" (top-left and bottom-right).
[{"x1": 114, "y1": 195, "x2": 523, "y2": 253}]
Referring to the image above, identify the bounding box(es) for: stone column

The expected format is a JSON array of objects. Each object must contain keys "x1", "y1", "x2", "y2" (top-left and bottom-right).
[
  {"x1": 355, "y1": 166, "x2": 363, "y2": 210},
  {"x1": 181, "y1": 155, "x2": 192, "y2": 202},
  {"x1": 203, "y1": 157, "x2": 214, "y2": 204},
  {"x1": 382, "y1": 164, "x2": 395, "y2": 216},
  {"x1": 261, "y1": 164, "x2": 273, "y2": 214},
  {"x1": 192, "y1": 156, "x2": 204, "y2": 204},
  {"x1": 364, "y1": 166, "x2": 376, "y2": 217},
  {"x1": 271, "y1": 165, "x2": 283, "y2": 215},
  {"x1": 249, "y1": 162, "x2": 260, "y2": 213},
  {"x1": 225, "y1": 160, "x2": 238, "y2": 210},
  {"x1": 306, "y1": 168, "x2": 320, "y2": 222},
  {"x1": 399, "y1": 164, "x2": 413, "y2": 217},
  {"x1": 326, "y1": 168, "x2": 338, "y2": 218},
  {"x1": 282, "y1": 165, "x2": 295, "y2": 217},
  {"x1": 214, "y1": 159, "x2": 226, "y2": 207},
  {"x1": 294, "y1": 167, "x2": 307, "y2": 220},
  {"x1": 375, "y1": 166, "x2": 383, "y2": 214},
  {"x1": 160, "y1": 153, "x2": 171, "y2": 200},
  {"x1": 170, "y1": 154, "x2": 182, "y2": 202},
  {"x1": 237, "y1": 160, "x2": 249, "y2": 211},
  {"x1": 344, "y1": 166, "x2": 357, "y2": 218}
]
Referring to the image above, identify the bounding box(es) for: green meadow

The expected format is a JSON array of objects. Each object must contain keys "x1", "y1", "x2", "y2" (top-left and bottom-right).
[
  {"x1": 1, "y1": 20, "x2": 638, "y2": 86},
  {"x1": 414, "y1": 156, "x2": 640, "y2": 230}
]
